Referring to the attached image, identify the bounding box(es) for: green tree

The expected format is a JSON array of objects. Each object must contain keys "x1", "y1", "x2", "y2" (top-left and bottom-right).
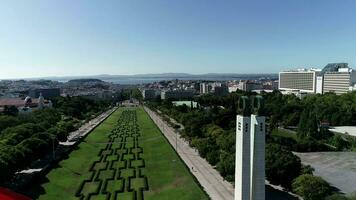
[
  {"x1": 0, "y1": 115, "x2": 20, "y2": 133},
  {"x1": 300, "y1": 164, "x2": 314, "y2": 175},
  {"x1": 325, "y1": 194, "x2": 348, "y2": 200},
  {"x1": 292, "y1": 174, "x2": 332, "y2": 200},
  {"x1": 3, "y1": 105, "x2": 19, "y2": 116},
  {"x1": 266, "y1": 144, "x2": 301, "y2": 189}
]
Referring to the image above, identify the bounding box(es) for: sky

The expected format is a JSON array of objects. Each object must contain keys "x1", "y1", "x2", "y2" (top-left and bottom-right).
[{"x1": 0, "y1": 0, "x2": 356, "y2": 79}]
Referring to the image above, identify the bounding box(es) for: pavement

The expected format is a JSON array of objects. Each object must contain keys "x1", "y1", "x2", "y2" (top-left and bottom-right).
[
  {"x1": 8, "y1": 107, "x2": 117, "y2": 190},
  {"x1": 144, "y1": 106, "x2": 235, "y2": 200},
  {"x1": 61, "y1": 107, "x2": 117, "y2": 145},
  {"x1": 329, "y1": 126, "x2": 356, "y2": 137},
  {"x1": 295, "y1": 152, "x2": 356, "y2": 195},
  {"x1": 19, "y1": 107, "x2": 117, "y2": 174}
]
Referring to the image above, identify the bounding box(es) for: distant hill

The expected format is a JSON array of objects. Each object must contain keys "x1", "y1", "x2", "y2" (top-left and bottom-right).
[
  {"x1": 67, "y1": 78, "x2": 104, "y2": 83},
  {"x1": 32, "y1": 73, "x2": 277, "y2": 80}
]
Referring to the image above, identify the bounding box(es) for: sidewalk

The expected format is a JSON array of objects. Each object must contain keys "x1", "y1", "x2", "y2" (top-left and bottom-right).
[
  {"x1": 61, "y1": 107, "x2": 117, "y2": 145},
  {"x1": 144, "y1": 106, "x2": 234, "y2": 200}
]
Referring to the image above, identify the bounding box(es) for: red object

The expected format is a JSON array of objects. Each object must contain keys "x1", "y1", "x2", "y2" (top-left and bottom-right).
[{"x1": 0, "y1": 187, "x2": 32, "y2": 200}]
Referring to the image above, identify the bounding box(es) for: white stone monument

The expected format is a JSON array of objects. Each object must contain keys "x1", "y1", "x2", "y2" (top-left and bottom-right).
[{"x1": 235, "y1": 96, "x2": 265, "y2": 200}]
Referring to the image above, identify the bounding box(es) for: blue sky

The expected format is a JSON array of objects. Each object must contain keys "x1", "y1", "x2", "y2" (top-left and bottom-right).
[{"x1": 0, "y1": 0, "x2": 356, "y2": 78}]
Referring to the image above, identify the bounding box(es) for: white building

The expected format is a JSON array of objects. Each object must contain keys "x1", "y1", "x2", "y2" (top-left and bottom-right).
[
  {"x1": 279, "y1": 63, "x2": 356, "y2": 95},
  {"x1": 200, "y1": 83, "x2": 209, "y2": 94},
  {"x1": 323, "y1": 66, "x2": 356, "y2": 95},
  {"x1": 228, "y1": 85, "x2": 239, "y2": 93},
  {"x1": 279, "y1": 69, "x2": 321, "y2": 94}
]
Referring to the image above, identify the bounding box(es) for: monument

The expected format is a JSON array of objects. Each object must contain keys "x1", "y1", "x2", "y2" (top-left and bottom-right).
[{"x1": 235, "y1": 96, "x2": 265, "y2": 200}]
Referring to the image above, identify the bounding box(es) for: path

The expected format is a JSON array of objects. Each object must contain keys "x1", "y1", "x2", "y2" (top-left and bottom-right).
[
  {"x1": 64, "y1": 107, "x2": 117, "y2": 144},
  {"x1": 295, "y1": 152, "x2": 356, "y2": 195},
  {"x1": 144, "y1": 106, "x2": 234, "y2": 200},
  {"x1": 19, "y1": 107, "x2": 117, "y2": 174}
]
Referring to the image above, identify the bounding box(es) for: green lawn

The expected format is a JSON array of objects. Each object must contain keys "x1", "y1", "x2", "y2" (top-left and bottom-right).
[{"x1": 25, "y1": 107, "x2": 208, "y2": 200}]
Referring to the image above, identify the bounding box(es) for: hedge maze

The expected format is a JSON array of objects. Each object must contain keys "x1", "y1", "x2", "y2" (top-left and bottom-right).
[{"x1": 76, "y1": 110, "x2": 149, "y2": 200}]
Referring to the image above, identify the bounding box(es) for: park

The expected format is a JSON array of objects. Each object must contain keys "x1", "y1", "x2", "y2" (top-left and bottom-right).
[{"x1": 25, "y1": 107, "x2": 208, "y2": 200}]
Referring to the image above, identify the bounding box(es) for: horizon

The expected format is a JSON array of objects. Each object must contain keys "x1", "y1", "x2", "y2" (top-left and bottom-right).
[
  {"x1": 0, "y1": 72, "x2": 279, "y2": 81},
  {"x1": 1, "y1": 0, "x2": 356, "y2": 79}
]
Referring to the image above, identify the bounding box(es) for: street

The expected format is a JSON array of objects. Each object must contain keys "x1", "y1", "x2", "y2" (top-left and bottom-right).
[{"x1": 144, "y1": 106, "x2": 234, "y2": 200}]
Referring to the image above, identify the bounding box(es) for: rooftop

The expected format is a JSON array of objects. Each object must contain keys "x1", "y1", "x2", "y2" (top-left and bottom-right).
[{"x1": 0, "y1": 98, "x2": 39, "y2": 107}]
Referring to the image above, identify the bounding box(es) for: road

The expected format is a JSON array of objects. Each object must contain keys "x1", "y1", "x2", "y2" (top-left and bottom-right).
[{"x1": 144, "y1": 106, "x2": 234, "y2": 200}]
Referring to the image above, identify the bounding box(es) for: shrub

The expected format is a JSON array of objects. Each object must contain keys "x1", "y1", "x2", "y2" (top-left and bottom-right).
[{"x1": 292, "y1": 174, "x2": 332, "y2": 200}]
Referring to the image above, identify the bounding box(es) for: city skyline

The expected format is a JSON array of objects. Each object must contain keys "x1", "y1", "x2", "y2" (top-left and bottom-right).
[{"x1": 1, "y1": 0, "x2": 356, "y2": 79}]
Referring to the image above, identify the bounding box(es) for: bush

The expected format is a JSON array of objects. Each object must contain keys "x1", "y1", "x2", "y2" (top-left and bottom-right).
[
  {"x1": 206, "y1": 150, "x2": 220, "y2": 166},
  {"x1": 296, "y1": 137, "x2": 330, "y2": 152},
  {"x1": 292, "y1": 174, "x2": 332, "y2": 200},
  {"x1": 300, "y1": 164, "x2": 314, "y2": 175},
  {"x1": 325, "y1": 194, "x2": 348, "y2": 200}
]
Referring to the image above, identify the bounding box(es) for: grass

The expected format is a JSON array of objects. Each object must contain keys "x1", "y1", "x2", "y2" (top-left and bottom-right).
[
  {"x1": 272, "y1": 128, "x2": 298, "y2": 141},
  {"x1": 25, "y1": 107, "x2": 208, "y2": 200}
]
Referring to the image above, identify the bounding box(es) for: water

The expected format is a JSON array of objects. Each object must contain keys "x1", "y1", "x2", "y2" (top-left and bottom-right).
[{"x1": 57, "y1": 74, "x2": 278, "y2": 84}]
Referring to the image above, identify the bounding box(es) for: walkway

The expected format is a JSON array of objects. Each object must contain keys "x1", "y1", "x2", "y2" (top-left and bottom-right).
[
  {"x1": 144, "y1": 107, "x2": 234, "y2": 200},
  {"x1": 295, "y1": 151, "x2": 356, "y2": 195},
  {"x1": 61, "y1": 107, "x2": 117, "y2": 145}
]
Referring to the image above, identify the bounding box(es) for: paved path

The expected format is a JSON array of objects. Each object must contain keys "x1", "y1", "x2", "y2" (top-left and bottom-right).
[
  {"x1": 10, "y1": 107, "x2": 117, "y2": 190},
  {"x1": 295, "y1": 152, "x2": 356, "y2": 195},
  {"x1": 61, "y1": 107, "x2": 117, "y2": 145},
  {"x1": 19, "y1": 107, "x2": 117, "y2": 174},
  {"x1": 144, "y1": 106, "x2": 234, "y2": 200}
]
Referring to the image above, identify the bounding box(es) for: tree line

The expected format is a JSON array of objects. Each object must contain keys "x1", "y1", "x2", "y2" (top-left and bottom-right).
[
  {"x1": 0, "y1": 96, "x2": 112, "y2": 182},
  {"x1": 146, "y1": 90, "x2": 356, "y2": 200}
]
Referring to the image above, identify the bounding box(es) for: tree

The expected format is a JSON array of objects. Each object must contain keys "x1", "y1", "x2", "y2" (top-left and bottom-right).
[
  {"x1": 266, "y1": 144, "x2": 301, "y2": 189},
  {"x1": 0, "y1": 115, "x2": 20, "y2": 133},
  {"x1": 3, "y1": 105, "x2": 19, "y2": 116},
  {"x1": 300, "y1": 164, "x2": 314, "y2": 175},
  {"x1": 292, "y1": 174, "x2": 332, "y2": 200},
  {"x1": 298, "y1": 109, "x2": 318, "y2": 139},
  {"x1": 216, "y1": 151, "x2": 235, "y2": 181},
  {"x1": 325, "y1": 194, "x2": 348, "y2": 200},
  {"x1": 329, "y1": 134, "x2": 349, "y2": 151}
]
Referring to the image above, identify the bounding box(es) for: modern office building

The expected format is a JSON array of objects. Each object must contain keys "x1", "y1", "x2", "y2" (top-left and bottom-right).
[
  {"x1": 235, "y1": 97, "x2": 265, "y2": 200},
  {"x1": 279, "y1": 63, "x2": 356, "y2": 95},
  {"x1": 279, "y1": 69, "x2": 320, "y2": 93},
  {"x1": 322, "y1": 63, "x2": 356, "y2": 95}
]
